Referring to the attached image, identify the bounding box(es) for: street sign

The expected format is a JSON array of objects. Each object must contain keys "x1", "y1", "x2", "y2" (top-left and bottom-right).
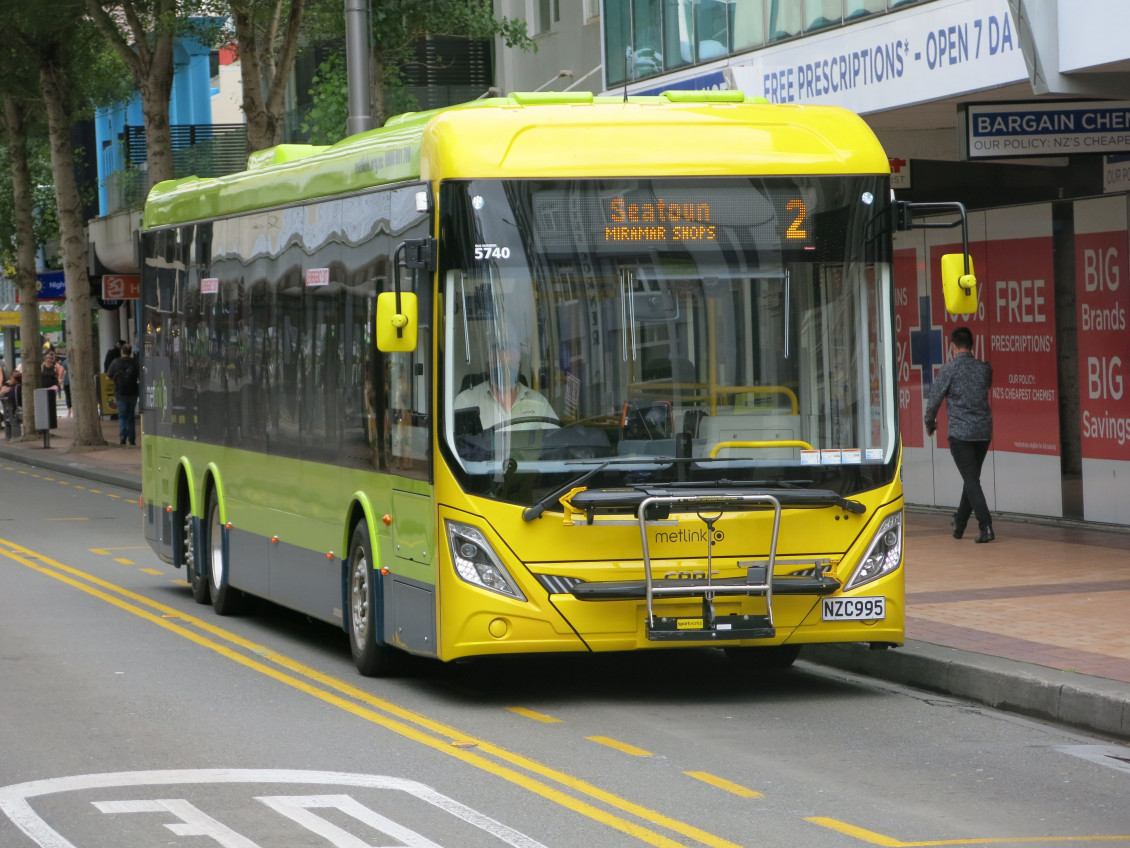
[{"x1": 102, "y1": 275, "x2": 140, "y2": 300}]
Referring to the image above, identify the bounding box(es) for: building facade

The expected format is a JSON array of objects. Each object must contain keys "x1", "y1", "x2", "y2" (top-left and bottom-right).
[{"x1": 493, "y1": 0, "x2": 1130, "y2": 526}]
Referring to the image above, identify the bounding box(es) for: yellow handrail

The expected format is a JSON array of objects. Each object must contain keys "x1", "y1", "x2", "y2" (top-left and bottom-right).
[{"x1": 709, "y1": 439, "x2": 813, "y2": 458}]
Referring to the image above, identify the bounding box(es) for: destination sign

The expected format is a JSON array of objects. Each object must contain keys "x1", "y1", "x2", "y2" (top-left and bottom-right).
[
  {"x1": 603, "y1": 195, "x2": 810, "y2": 246},
  {"x1": 524, "y1": 179, "x2": 827, "y2": 259}
]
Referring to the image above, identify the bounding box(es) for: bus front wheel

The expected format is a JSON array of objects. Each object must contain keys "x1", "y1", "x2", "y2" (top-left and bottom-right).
[
  {"x1": 205, "y1": 489, "x2": 246, "y2": 615},
  {"x1": 347, "y1": 521, "x2": 400, "y2": 677}
]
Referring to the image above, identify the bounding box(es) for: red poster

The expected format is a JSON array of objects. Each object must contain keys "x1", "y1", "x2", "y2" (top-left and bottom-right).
[
  {"x1": 894, "y1": 248, "x2": 923, "y2": 448},
  {"x1": 1076, "y1": 231, "x2": 1130, "y2": 461},
  {"x1": 930, "y1": 236, "x2": 1059, "y2": 456}
]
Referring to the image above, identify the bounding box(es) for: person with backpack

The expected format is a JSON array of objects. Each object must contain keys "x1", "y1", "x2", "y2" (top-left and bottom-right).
[{"x1": 107, "y1": 343, "x2": 140, "y2": 445}]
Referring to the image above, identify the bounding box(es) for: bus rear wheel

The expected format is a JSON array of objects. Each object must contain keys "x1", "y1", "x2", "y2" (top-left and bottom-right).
[
  {"x1": 724, "y1": 645, "x2": 800, "y2": 671},
  {"x1": 205, "y1": 489, "x2": 246, "y2": 615},
  {"x1": 347, "y1": 521, "x2": 400, "y2": 677}
]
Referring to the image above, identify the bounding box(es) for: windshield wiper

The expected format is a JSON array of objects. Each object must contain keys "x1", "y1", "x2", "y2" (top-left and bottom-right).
[{"x1": 521, "y1": 457, "x2": 673, "y2": 522}]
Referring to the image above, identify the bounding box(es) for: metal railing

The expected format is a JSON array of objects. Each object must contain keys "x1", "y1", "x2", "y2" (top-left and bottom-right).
[{"x1": 105, "y1": 124, "x2": 249, "y2": 215}]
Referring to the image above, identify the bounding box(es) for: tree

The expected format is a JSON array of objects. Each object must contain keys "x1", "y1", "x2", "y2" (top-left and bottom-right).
[
  {"x1": 228, "y1": 0, "x2": 311, "y2": 152},
  {"x1": 36, "y1": 30, "x2": 109, "y2": 446},
  {"x1": 86, "y1": 0, "x2": 183, "y2": 190},
  {"x1": 0, "y1": 95, "x2": 47, "y2": 436},
  {"x1": 305, "y1": 0, "x2": 534, "y2": 142}
]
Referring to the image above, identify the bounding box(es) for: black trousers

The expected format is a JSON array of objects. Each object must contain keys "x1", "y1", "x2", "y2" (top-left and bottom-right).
[{"x1": 949, "y1": 437, "x2": 992, "y2": 531}]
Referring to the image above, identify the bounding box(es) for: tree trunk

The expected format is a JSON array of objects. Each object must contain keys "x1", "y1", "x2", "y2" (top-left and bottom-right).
[
  {"x1": 370, "y1": 55, "x2": 386, "y2": 127},
  {"x1": 85, "y1": 0, "x2": 176, "y2": 190},
  {"x1": 140, "y1": 73, "x2": 176, "y2": 188},
  {"x1": 234, "y1": 0, "x2": 307, "y2": 153},
  {"x1": 3, "y1": 96, "x2": 43, "y2": 436},
  {"x1": 39, "y1": 54, "x2": 105, "y2": 447},
  {"x1": 236, "y1": 16, "x2": 275, "y2": 153}
]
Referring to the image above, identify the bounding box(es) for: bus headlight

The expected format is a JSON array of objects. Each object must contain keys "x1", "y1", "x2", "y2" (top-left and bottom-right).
[
  {"x1": 845, "y1": 511, "x2": 902, "y2": 591},
  {"x1": 445, "y1": 521, "x2": 527, "y2": 600}
]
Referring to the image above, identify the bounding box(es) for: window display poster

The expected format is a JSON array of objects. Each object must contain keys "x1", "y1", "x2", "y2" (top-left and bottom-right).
[
  {"x1": 1075, "y1": 228, "x2": 1130, "y2": 461},
  {"x1": 929, "y1": 234, "x2": 1059, "y2": 456},
  {"x1": 894, "y1": 247, "x2": 923, "y2": 448}
]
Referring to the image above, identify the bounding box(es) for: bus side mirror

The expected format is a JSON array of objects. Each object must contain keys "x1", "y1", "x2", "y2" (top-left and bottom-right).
[
  {"x1": 940, "y1": 253, "x2": 978, "y2": 315},
  {"x1": 376, "y1": 291, "x2": 418, "y2": 352}
]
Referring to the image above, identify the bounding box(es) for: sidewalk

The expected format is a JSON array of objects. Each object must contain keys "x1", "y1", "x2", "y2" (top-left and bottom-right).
[{"x1": 2, "y1": 410, "x2": 1129, "y2": 740}]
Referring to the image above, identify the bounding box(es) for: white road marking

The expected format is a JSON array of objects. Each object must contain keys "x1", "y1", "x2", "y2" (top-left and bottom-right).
[{"x1": 0, "y1": 769, "x2": 550, "y2": 848}]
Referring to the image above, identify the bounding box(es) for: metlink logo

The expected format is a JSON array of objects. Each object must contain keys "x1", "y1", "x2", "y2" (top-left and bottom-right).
[{"x1": 652, "y1": 528, "x2": 725, "y2": 544}]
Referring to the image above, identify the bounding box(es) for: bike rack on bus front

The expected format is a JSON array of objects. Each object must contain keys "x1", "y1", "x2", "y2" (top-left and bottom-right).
[{"x1": 636, "y1": 492, "x2": 782, "y2": 642}]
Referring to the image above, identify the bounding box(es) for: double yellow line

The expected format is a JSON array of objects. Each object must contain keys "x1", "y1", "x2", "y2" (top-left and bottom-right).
[{"x1": 0, "y1": 538, "x2": 744, "y2": 848}]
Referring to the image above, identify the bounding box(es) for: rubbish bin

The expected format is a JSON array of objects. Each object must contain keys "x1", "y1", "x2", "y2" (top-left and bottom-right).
[{"x1": 33, "y1": 387, "x2": 57, "y2": 447}]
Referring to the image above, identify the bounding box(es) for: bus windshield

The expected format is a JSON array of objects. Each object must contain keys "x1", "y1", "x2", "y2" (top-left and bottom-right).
[{"x1": 439, "y1": 176, "x2": 895, "y2": 506}]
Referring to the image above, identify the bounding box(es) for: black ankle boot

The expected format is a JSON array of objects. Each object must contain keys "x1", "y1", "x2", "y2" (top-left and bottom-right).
[
  {"x1": 951, "y1": 515, "x2": 965, "y2": 540},
  {"x1": 974, "y1": 526, "x2": 995, "y2": 543}
]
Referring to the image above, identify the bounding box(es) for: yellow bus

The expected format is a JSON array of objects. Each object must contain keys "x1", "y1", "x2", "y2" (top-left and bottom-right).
[{"x1": 140, "y1": 91, "x2": 974, "y2": 675}]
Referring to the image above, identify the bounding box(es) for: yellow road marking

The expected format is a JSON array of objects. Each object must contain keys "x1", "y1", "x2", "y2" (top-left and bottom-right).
[
  {"x1": 114, "y1": 558, "x2": 135, "y2": 565},
  {"x1": 684, "y1": 772, "x2": 762, "y2": 798},
  {"x1": 806, "y1": 817, "x2": 1130, "y2": 846},
  {"x1": 507, "y1": 707, "x2": 562, "y2": 723},
  {"x1": 140, "y1": 568, "x2": 163, "y2": 575},
  {"x1": 587, "y1": 736, "x2": 653, "y2": 757},
  {"x1": 1, "y1": 539, "x2": 742, "y2": 848}
]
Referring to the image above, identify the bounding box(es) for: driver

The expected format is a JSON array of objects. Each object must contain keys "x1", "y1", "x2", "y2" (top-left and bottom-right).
[{"x1": 455, "y1": 337, "x2": 558, "y2": 430}]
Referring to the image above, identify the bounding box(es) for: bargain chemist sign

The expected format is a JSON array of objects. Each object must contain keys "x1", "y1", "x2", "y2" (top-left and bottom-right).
[
  {"x1": 964, "y1": 101, "x2": 1130, "y2": 159},
  {"x1": 727, "y1": 0, "x2": 1026, "y2": 115}
]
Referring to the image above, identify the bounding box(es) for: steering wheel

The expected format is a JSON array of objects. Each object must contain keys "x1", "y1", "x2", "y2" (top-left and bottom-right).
[{"x1": 482, "y1": 416, "x2": 561, "y2": 434}]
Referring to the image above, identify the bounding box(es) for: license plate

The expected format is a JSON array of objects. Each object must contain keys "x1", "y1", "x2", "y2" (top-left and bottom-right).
[{"x1": 821, "y1": 596, "x2": 885, "y2": 620}]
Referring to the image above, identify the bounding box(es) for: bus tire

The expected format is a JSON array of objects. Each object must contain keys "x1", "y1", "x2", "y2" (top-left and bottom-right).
[
  {"x1": 347, "y1": 521, "x2": 400, "y2": 677},
  {"x1": 183, "y1": 505, "x2": 210, "y2": 605},
  {"x1": 724, "y1": 645, "x2": 800, "y2": 671},
  {"x1": 205, "y1": 488, "x2": 246, "y2": 615}
]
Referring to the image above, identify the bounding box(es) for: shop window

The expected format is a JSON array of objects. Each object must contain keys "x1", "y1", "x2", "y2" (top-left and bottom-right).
[
  {"x1": 732, "y1": 2, "x2": 766, "y2": 52},
  {"x1": 631, "y1": 0, "x2": 664, "y2": 77},
  {"x1": 604, "y1": 0, "x2": 630, "y2": 85},
  {"x1": 805, "y1": 0, "x2": 842, "y2": 31},
  {"x1": 535, "y1": 0, "x2": 560, "y2": 35},
  {"x1": 845, "y1": 0, "x2": 884, "y2": 21},
  {"x1": 694, "y1": 0, "x2": 731, "y2": 61},
  {"x1": 767, "y1": 0, "x2": 802, "y2": 41}
]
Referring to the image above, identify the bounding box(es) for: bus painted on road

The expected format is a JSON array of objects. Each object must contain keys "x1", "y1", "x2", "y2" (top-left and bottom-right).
[{"x1": 140, "y1": 90, "x2": 973, "y2": 675}]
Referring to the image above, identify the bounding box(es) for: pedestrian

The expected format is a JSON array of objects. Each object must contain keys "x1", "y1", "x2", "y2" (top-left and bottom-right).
[
  {"x1": 1, "y1": 370, "x2": 22, "y2": 438},
  {"x1": 924, "y1": 326, "x2": 995, "y2": 543},
  {"x1": 107, "y1": 343, "x2": 140, "y2": 445},
  {"x1": 60, "y1": 356, "x2": 71, "y2": 416},
  {"x1": 104, "y1": 339, "x2": 125, "y2": 374},
  {"x1": 41, "y1": 350, "x2": 61, "y2": 391}
]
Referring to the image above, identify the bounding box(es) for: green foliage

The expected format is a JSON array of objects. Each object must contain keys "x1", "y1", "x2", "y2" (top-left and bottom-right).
[
  {"x1": 301, "y1": 53, "x2": 348, "y2": 144},
  {"x1": 0, "y1": 140, "x2": 56, "y2": 275},
  {"x1": 303, "y1": 0, "x2": 533, "y2": 142}
]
